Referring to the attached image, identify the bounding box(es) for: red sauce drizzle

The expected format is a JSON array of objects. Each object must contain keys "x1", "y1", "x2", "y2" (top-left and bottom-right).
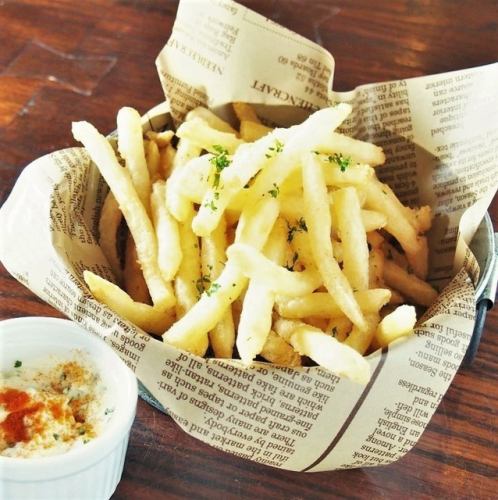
[{"x1": 0, "y1": 388, "x2": 45, "y2": 445}]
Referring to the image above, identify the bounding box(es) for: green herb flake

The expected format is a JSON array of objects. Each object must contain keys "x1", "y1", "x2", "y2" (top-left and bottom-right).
[
  {"x1": 331, "y1": 327, "x2": 338, "y2": 338},
  {"x1": 195, "y1": 275, "x2": 211, "y2": 295},
  {"x1": 53, "y1": 433, "x2": 59, "y2": 440},
  {"x1": 205, "y1": 282, "x2": 221, "y2": 296},
  {"x1": 14, "y1": 360, "x2": 22, "y2": 368},
  {"x1": 268, "y1": 183, "x2": 280, "y2": 198},
  {"x1": 104, "y1": 407, "x2": 115, "y2": 416},
  {"x1": 286, "y1": 217, "x2": 308, "y2": 242},
  {"x1": 265, "y1": 139, "x2": 284, "y2": 159},
  {"x1": 79, "y1": 428, "x2": 86, "y2": 435},
  {"x1": 204, "y1": 200, "x2": 218, "y2": 211},
  {"x1": 209, "y1": 145, "x2": 231, "y2": 189},
  {"x1": 327, "y1": 153, "x2": 351, "y2": 172}
]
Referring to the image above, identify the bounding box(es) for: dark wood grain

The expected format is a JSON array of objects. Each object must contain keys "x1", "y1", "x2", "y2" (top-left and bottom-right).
[{"x1": 1, "y1": 0, "x2": 497, "y2": 498}]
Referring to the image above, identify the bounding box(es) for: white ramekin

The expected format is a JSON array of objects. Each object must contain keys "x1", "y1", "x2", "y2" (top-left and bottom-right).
[{"x1": 0, "y1": 316, "x2": 138, "y2": 500}]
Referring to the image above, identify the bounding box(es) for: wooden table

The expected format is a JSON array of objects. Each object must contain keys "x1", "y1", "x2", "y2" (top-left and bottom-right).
[{"x1": 1, "y1": 1, "x2": 497, "y2": 498}]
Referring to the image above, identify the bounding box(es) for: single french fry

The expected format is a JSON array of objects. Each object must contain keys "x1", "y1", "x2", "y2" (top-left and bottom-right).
[
  {"x1": 145, "y1": 139, "x2": 161, "y2": 182},
  {"x1": 314, "y1": 132, "x2": 385, "y2": 166},
  {"x1": 201, "y1": 216, "x2": 235, "y2": 358},
  {"x1": 146, "y1": 130, "x2": 174, "y2": 147},
  {"x1": 176, "y1": 117, "x2": 244, "y2": 155},
  {"x1": 334, "y1": 186, "x2": 369, "y2": 291},
  {"x1": 117, "y1": 107, "x2": 151, "y2": 212},
  {"x1": 276, "y1": 289, "x2": 391, "y2": 319},
  {"x1": 98, "y1": 191, "x2": 122, "y2": 282},
  {"x1": 84, "y1": 271, "x2": 174, "y2": 335},
  {"x1": 237, "y1": 283, "x2": 274, "y2": 365},
  {"x1": 123, "y1": 233, "x2": 151, "y2": 304},
  {"x1": 240, "y1": 120, "x2": 273, "y2": 141},
  {"x1": 260, "y1": 330, "x2": 301, "y2": 366},
  {"x1": 375, "y1": 305, "x2": 416, "y2": 347},
  {"x1": 164, "y1": 261, "x2": 246, "y2": 356},
  {"x1": 327, "y1": 316, "x2": 352, "y2": 342},
  {"x1": 289, "y1": 322, "x2": 370, "y2": 384},
  {"x1": 233, "y1": 102, "x2": 261, "y2": 123},
  {"x1": 174, "y1": 207, "x2": 201, "y2": 318},
  {"x1": 227, "y1": 243, "x2": 322, "y2": 296},
  {"x1": 150, "y1": 181, "x2": 182, "y2": 281},
  {"x1": 72, "y1": 121, "x2": 174, "y2": 307},
  {"x1": 187, "y1": 107, "x2": 238, "y2": 134},
  {"x1": 344, "y1": 313, "x2": 380, "y2": 355},
  {"x1": 383, "y1": 260, "x2": 438, "y2": 307},
  {"x1": 302, "y1": 153, "x2": 366, "y2": 330}
]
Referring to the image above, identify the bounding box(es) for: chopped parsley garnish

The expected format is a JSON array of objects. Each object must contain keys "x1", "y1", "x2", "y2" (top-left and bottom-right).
[
  {"x1": 204, "y1": 200, "x2": 218, "y2": 211},
  {"x1": 104, "y1": 407, "x2": 115, "y2": 416},
  {"x1": 268, "y1": 183, "x2": 280, "y2": 198},
  {"x1": 195, "y1": 275, "x2": 211, "y2": 295},
  {"x1": 265, "y1": 139, "x2": 284, "y2": 159},
  {"x1": 209, "y1": 145, "x2": 231, "y2": 189},
  {"x1": 205, "y1": 282, "x2": 221, "y2": 296},
  {"x1": 14, "y1": 360, "x2": 22, "y2": 368},
  {"x1": 284, "y1": 252, "x2": 299, "y2": 271},
  {"x1": 286, "y1": 217, "x2": 308, "y2": 242},
  {"x1": 327, "y1": 153, "x2": 351, "y2": 172},
  {"x1": 53, "y1": 433, "x2": 60, "y2": 440}
]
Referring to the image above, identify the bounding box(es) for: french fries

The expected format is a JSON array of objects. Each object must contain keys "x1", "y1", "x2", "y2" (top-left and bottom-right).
[
  {"x1": 73, "y1": 121, "x2": 175, "y2": 308},
  {"x1": 80, "y1": 102, "x2": 439, "y2": 385}
]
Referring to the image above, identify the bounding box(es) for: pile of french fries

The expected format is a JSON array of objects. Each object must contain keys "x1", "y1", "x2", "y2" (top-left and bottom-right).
[{"x1": 73, "y1": 102, "x2": 438, "y2": 384}]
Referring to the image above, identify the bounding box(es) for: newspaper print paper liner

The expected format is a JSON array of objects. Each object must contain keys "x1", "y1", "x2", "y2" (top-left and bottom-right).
[{"x1": 0, "y1": 0, "x2": 497, "y2": 472}]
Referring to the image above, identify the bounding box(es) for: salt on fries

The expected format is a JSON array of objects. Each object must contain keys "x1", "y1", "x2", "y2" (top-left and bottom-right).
[{"x1": 74, "y1": 102, "x2": 438, "y2": 384}]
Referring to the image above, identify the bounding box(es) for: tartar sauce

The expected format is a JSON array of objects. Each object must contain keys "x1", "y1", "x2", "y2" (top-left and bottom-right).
[{"x1": 0, "y1": 354, "x2": 109, "y2": 458}]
